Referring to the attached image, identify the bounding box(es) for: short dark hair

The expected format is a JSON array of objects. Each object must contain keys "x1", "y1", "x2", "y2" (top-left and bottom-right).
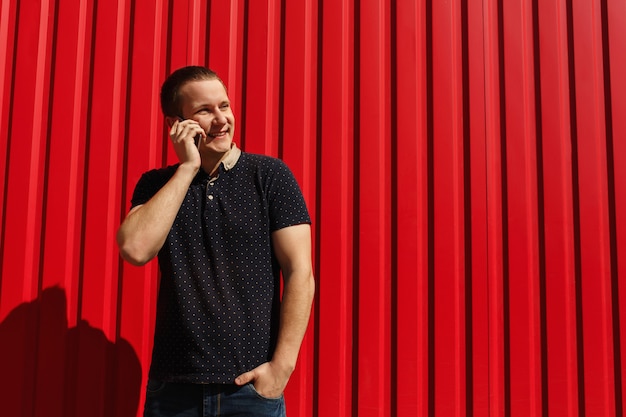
[{"x1": 160, "y1": 66, "x2": 224, "y2": 117}]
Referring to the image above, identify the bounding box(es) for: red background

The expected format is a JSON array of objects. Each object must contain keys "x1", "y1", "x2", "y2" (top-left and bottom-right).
[{"x1": 0, "y1": 0, "x2": 625, "y2": 416}]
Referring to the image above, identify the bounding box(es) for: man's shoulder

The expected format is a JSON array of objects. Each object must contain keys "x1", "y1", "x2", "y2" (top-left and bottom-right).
[
  {"x1": 240, "y1": 151, "x2": 281, "y2": 163},
  {"x1": 130, "y1": 164, "x2": 180, "y2": 208},
  {"x1": 139, "y1": 164, "x2": 179, "y2": 182},
  {"x1": 238, "y1": 152, "x2": 287, "y2": 171},
  {"x1": 133, "y1": 164, "x2": 181, "y2": 192}
]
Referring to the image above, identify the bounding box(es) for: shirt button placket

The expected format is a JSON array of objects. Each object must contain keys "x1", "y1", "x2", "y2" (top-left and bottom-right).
[{"x1": 207, "y1": 176, "x2": 218, "y2": 202}]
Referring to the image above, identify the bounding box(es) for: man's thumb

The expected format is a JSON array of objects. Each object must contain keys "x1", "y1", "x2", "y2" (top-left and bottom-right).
[{"x1": 235, "y1": 371, "x2": 254, "y2": 386}]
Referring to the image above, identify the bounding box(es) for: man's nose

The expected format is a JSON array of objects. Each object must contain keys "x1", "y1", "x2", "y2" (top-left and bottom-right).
[{"x1": 214, "y1": 110, "x2": 228, "y2": 124}]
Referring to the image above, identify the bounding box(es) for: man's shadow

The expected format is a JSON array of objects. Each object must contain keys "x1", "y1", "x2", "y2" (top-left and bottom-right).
[{"x1": 0, "y1": 287, "x2": 142, "y2": 417}]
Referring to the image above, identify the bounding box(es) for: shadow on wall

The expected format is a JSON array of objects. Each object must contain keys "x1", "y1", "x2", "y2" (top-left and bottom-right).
[{"x1": 0, "y1": 287, "x2": 142, "y2": 417}]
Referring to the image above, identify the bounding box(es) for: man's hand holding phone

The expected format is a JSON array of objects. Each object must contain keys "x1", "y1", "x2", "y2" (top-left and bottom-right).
[{"x1": 168, "y1": 118, "x2": 206, "y2": 169}]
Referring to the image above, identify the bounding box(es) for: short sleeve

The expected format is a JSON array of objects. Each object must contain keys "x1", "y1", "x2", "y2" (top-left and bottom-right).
[
  {"x1": 130, "y1": 166, "x2": 177, "y2": 209},
  {"x1": 265, "y1": 160, "x2": 311, "y2": 231}
]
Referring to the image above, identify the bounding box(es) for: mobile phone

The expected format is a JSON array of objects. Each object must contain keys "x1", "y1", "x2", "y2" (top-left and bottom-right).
[{"x1": 178, "y1": 116, "x2": 201, "y2": 146}]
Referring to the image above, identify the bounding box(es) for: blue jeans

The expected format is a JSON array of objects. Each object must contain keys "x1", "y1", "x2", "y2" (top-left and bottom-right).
[{"x1": 143, "y1": 380, "x2": 286, "y2": 417}]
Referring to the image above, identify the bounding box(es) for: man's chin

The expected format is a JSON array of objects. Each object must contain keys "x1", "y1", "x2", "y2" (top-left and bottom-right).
[{"x1": 201, "y1": 140, "x2": 232, "y2": 155}]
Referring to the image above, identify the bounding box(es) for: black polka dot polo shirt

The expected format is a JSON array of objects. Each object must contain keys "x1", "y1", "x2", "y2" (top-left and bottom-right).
[{"x1": 130, "y1": 144, "x2": 311, "y2": 384}]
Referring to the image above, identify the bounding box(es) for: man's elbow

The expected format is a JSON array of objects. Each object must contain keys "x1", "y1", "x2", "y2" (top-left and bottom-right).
[
  {"x1": 117, "y1": 231, "x2": 155, "y2": 266},
  {"x1": 283, "y1": 268, "x2": 315, "y2": 301},
  {"x1": 119, "y1": 248, "x2": 153, "y2": 266},
  {"x1": 307, "y1": 272, "x2": 315, "y2": 299},
  {"x1": 300, "y1": 270, "x2": 315, "y2": 303}
]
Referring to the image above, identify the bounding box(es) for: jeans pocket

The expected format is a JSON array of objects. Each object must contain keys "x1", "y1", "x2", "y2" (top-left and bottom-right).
[
  {"x1": 246, "y1": 383, "x2": 284, "y2": 401},
  {"x1": 145, "y1": 380, "x2": 167, "y2": 396}
]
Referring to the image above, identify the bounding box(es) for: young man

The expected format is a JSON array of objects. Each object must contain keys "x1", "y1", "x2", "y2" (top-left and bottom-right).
[{"x1": 117, "y1": 66, "x2": 315, "y2": 417}]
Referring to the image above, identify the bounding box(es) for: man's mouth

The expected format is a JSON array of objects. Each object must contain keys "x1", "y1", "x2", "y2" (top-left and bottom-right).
[{"x1": 208, "y1": 130, "x2": 228, "y2": 139}]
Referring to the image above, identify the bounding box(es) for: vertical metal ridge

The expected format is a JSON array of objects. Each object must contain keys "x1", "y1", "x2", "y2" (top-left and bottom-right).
[
  {"x1": 389, "y1": 1, "x2": 399, "y2": 414},
  {"x1": 537, "y1": 0, "x2": 579, "y2": 411},
  {"x1": 460, "y1": 0, "x2": 474, "y2": 414},
  {"x1": 570, "y1": 0, "x2": 616, "y2": 415},
  {"x1": 599, "y1": 0, "x2": 623, "y2": 413},
  {"x1": 316, "y1": 0, "x2": 355, "y2": 415},
  {"x1": 357, "y1": 0, "x2": 392, "y2": 414},
  {"x1": 0, "y1": 0, "x2": 16, "y2": 305},
  {"x1": 604, "y1": 0, "x2": 626, "y2": 412}
]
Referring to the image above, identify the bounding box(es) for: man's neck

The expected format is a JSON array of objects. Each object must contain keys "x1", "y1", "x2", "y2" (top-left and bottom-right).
[
  {"x1": 201, "y1": 156, "x2": 225, "y2": 176},
  {"x1": 199, "y1": 143, "x2": 239, "y2": 176}
]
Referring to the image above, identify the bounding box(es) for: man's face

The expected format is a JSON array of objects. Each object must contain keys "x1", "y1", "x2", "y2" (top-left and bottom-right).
[{"x1": 178, "y1": 78, "x2": 235, "y2": 156}]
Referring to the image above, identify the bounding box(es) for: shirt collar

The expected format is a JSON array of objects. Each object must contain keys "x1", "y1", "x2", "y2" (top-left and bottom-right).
[
  {"x1": 221, "y1": 143, "x2": 241, "y2": 171},
  {"x1": 194, "y1": 143, "x2": 241, "y2": 182}
]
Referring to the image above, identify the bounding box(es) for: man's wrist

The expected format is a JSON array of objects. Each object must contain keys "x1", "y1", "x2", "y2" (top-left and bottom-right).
[
  {"x1": 177, "y1": 161, "x2": 200, "y2": 177},
  {"x1": 270, "y1": 356, "x2": 296, "y2": 377}
]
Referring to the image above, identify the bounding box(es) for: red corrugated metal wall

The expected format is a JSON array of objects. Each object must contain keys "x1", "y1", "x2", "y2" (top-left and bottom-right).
[{"x1": 0, "y1": 0, "x2": 624, "y2": 416}]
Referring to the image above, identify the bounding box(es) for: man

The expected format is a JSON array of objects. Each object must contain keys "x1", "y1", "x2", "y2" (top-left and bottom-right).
[{"x1": 117, "y1": 66, "x2": 315, "y2": 417}]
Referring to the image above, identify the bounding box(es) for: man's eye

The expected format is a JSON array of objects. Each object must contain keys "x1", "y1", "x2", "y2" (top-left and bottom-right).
[{"x1": 220, "y1": 103, "x2": 230, "y2": 109}]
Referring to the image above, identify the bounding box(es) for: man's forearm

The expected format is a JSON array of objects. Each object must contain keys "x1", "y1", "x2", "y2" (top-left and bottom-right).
[
  {"x1": 271, "y1": 268, "x2": 315, "y2": 374},
  {"x1": 117, "y1": 163, "x2": 198, "y2": 265}
]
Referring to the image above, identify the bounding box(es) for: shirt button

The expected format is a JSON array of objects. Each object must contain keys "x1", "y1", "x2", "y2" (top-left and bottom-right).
[{"x1": 208, "y1": 195, "x2": 214, "y2": 200}]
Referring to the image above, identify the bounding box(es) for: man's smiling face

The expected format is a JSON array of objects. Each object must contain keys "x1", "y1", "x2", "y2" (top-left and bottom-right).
[{"x1": 179, "y1": 78, "x2": 235, "y2": 157}]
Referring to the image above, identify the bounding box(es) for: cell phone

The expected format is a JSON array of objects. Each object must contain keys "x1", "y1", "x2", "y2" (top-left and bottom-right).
[{"x1": 177, "y1": 116, "x2": 201, "y2": 146}]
